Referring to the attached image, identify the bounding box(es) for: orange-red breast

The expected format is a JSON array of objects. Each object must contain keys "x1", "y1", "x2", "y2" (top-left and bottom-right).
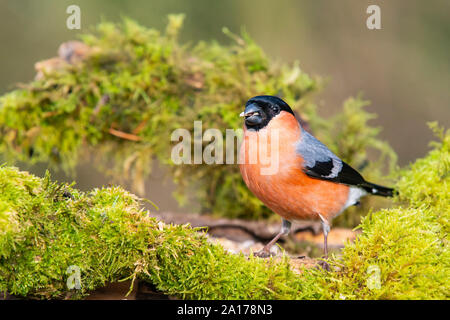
[{"x1": 239, "y1": 96, "x2": 393, "y2": 265}]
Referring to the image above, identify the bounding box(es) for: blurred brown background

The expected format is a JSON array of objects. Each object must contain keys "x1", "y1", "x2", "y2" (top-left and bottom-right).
[{"x1": 0, "y1": 0, "x2": 449, "y2": 212}]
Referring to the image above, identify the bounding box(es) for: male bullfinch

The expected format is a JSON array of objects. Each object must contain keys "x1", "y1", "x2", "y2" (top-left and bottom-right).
[{"x1": 239, "y1": 95, "x2": 393, "y2": 267}]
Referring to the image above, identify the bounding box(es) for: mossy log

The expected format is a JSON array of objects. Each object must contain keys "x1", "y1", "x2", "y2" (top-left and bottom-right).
[
  {"x1": 0, "y1": 165, "x2": 322, "y2": 299},
  {"x1": 0, "y1": 124, "x2": 448, "y2": 299}
]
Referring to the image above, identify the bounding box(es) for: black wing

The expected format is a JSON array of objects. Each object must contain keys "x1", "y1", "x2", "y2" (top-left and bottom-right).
[
  {"x1": 297, "y1": 130, "x2": 394, "y2": 197},
  {"x1": 304, "y1": 159, "x2": 366, "y2": 186}
]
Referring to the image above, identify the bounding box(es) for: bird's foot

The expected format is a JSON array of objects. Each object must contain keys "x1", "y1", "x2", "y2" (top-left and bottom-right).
[
  {"x1": 253, "y1": 249, "x2": 274, "y2": 258},
  {"x1": 316, "y1": 259, "x2": 331, "y2": 271}
]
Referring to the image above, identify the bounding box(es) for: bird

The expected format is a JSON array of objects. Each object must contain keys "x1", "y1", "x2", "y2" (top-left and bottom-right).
[{"x1": 239, "y1": 95, "x2": 394, "y2": 268}]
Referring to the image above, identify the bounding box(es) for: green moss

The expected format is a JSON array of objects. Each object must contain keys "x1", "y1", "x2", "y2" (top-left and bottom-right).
[
  {"x1": 320, "y1": 124, "x2": 449, "y2": 299},
  {"x1": 396, "y1": 122, "x2": 450, "y2": 213},
  {"x1": 0, "y1": 165, "x2": 320, "y2": 299},
  {"x1": 0, "y1": 16, "x2": 395, "y2": 224},
  {"x1": 0, "y1": 125, "x2": 448, "y2": 299}
]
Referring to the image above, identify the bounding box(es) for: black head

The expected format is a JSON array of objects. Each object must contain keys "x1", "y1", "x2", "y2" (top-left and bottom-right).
[{"x1": 241, "y1": 95, "x2": 294, "y2": 131}]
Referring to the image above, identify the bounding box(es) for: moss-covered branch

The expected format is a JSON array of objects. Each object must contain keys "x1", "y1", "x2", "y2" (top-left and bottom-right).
[
  {"x1": 0, "y1": 124, "x2": 448, "y2": 299},
  {"x1": 0, "y1": 165, "x2": 322, "y2": 299}
]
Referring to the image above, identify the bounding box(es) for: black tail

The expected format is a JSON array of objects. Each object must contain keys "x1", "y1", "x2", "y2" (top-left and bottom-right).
[{"x1": 361, "y1": 182, "x2": 395, "y2": 197}]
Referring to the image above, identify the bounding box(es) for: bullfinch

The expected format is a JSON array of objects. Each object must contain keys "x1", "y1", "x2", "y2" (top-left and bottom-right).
[{"x1": 239, "y1": 95, "x2": 393, "y2": 266}]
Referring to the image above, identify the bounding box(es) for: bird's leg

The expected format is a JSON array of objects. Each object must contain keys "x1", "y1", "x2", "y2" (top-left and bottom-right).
[
  {"x1": 322, "y1": 221, "x2": 329, "y2": 258},
  {"x1": 254, "y1": 219, "x2": 291, "y2": 258},
  {"x1": 317, "y1": 215, "x2": 331, "y2": 271}
]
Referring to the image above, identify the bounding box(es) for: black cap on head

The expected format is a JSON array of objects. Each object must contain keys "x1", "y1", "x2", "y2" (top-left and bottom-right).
[{"x1": 242, "y1": 95, "x2": 294, "y2": 131}]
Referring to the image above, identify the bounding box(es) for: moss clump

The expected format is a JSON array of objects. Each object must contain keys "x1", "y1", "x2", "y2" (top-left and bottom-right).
[
  {"x1": 318, "y1": 123, "x2": 450, "y2": 299},
  {"x1": 0, "y1": 165, "x2": 318, "y2": 299},
  {"x1": 0, "y1": 125, "x2": 448, "y2": 299},
  {"x1": 0, "y1": 16, "x2": 395, "y2": 224}
]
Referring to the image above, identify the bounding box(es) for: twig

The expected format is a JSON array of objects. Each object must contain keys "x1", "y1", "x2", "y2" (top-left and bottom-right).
[{"x1": 109, "y1": 128, "x2": 142, "y2": 141}]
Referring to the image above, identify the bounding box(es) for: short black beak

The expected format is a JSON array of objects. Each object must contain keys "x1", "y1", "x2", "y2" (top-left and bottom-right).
[{"x1": 241, "y1": 103, "x2": 263, "y2": 126}]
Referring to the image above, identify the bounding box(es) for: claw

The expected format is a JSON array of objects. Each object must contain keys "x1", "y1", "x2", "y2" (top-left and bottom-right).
[
  {"x1": 316, "y1": 259, "x2": 331, "y2": 271},
  {"x1": 253, "y1": 249, "x2": 274, "y2": 258}
]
